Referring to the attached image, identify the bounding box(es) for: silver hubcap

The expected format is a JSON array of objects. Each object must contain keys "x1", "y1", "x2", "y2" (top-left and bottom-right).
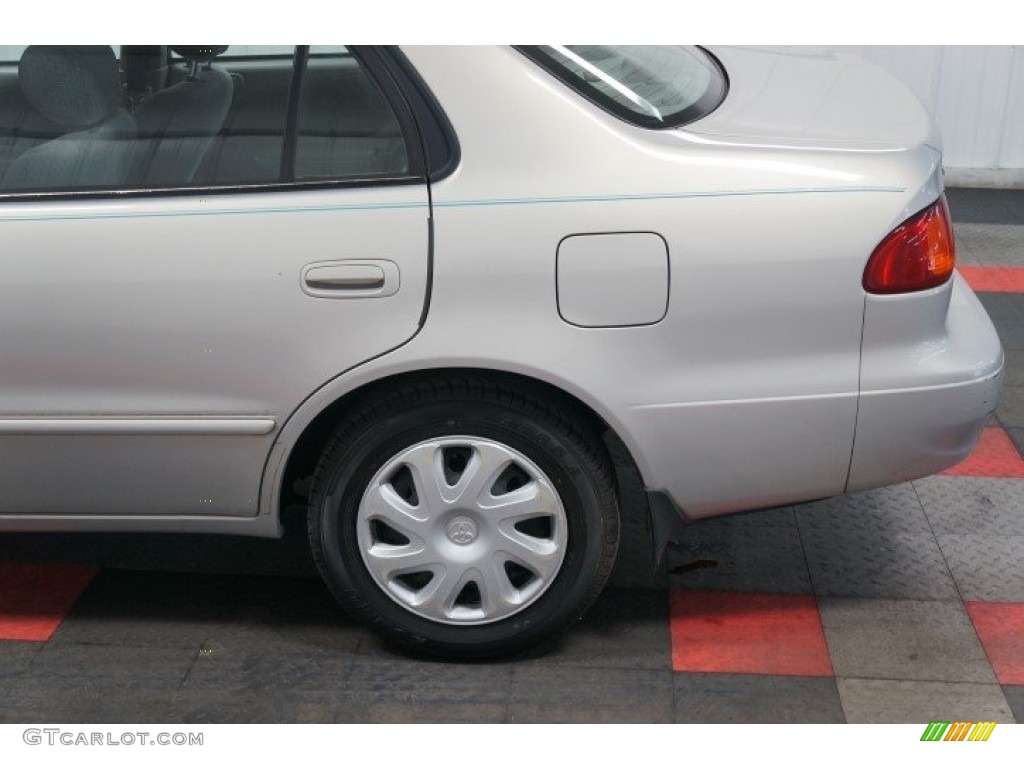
[{"x1": 356, "y1": 436, "x2": 568, "y2": 625}]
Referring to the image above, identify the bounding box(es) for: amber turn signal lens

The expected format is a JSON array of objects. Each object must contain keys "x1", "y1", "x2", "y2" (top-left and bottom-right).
[{"x1": 863, "y1": 197, "x2": 956, "y2": 294}]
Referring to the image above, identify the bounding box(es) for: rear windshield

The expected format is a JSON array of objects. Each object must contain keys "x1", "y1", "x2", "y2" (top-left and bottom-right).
[{"x1": 516, "y1": 45, "x2": 726, "y2": 129}]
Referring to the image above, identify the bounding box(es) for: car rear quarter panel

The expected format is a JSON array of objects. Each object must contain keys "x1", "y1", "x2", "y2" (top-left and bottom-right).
[{"x1": 267, "y1": 46, "x2": 949, "y2": 520}]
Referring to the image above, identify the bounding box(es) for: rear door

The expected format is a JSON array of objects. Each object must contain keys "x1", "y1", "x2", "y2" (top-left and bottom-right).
[{"x1": 0, "y1": 45, "x2": 430, "y2": 517}]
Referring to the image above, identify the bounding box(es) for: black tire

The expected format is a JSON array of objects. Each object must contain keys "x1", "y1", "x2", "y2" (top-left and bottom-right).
[{"x1": 307, "y1": 374, "x2": 619, "y2": 658}]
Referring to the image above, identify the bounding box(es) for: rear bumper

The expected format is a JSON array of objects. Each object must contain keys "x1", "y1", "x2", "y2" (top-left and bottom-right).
[{"x1": 847, "y1": 272, "x2": 1004, "y2": 491}]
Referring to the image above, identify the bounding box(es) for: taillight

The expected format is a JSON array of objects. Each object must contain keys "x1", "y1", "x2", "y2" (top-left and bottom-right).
[{"x1": 863, "y1": 197, "x2": 956, "y2": 294}]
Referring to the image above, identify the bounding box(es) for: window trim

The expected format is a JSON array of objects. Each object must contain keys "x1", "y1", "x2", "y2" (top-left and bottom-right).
[
  {"x1": 0, "y1": 45, "x2": 429, "y2": 203},
  {"x1": 514, "y1": 45, "x2": 728, "y2": 130},
  {"x1": 378, "y1": 46, "x2": 460, "y2": 183}
]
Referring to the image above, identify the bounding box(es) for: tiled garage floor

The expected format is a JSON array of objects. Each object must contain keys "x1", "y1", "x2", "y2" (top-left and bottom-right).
[{"x1": 1, "y1": 188, "x2": 1023, "y2": 724}]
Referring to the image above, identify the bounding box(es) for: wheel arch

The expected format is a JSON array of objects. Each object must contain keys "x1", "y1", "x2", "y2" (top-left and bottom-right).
[{"x1": 266, "y1": 366, "x2": 649, "y2": 533}]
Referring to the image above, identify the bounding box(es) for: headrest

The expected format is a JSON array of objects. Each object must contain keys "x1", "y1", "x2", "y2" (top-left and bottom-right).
[
  {"x1": 19, "y1": 45, "x2": 122, "y2": 129},
  {"x1": 171, "y1": 46, "x2": 229, "y2": 63}
]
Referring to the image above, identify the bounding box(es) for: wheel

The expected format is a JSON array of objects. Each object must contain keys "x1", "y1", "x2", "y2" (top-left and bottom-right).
[{"x1": 307, "y1": 375, "x2": 619, "y2": 657}]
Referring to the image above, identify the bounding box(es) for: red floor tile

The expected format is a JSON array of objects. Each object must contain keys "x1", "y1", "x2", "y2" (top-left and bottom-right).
[
  {"x1": 0, "y1": 562, "x2": 98, "y2": 642},
  {"x1": 959, "y1": 266, "x2": 1024, "y2": 293},
  {"x1": 669, "y1": 590, "x2": 833, "y2": 677},
  {"x1": 941, "y1": 426, "x2": 1024, "y2": 478},
  {"x1": 966, "y1": 602, "x2": 1024, "y2": 685}
]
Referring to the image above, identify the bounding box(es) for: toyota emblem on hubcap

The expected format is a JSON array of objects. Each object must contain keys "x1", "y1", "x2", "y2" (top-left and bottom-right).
[{"x1": 446, "y1": 517, "x2": 478, "y2": 545}]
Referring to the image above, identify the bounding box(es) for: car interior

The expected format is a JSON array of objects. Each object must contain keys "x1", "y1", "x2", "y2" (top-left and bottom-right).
[{"x1": 0, "y1": 45, "x2": 409, "y2": 194}]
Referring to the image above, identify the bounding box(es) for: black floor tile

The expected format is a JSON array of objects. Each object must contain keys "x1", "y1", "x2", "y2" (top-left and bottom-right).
[
  {"x1": 947, "y1": 189, "x2": 1022, "y2": 225},
  {"x1": 1004, "y1": 686, "x2": 1024, "y2": 723},
  {"x1": 201, "y1": 575, "x2": 366, "y2": 655},
  {"x1": 0, "y1": 694, "x2": 178, "y2": 724},
  {"x1": 180, "y1": 648, "x2": 354, "y2": 695},
  {"x1": 799, "y1": 527, "x2": 958, "y2": 600},
  {"x1": 978, "y1": 294, "x2": 1024, "y2": 351},
  {"x1": 997, "y1": 386, "x2": 1024, "y2": 429},
  {"x1": 508, "y1": 666, "x2": 672, "y2": 723},
  {"x1": 170, "y1": 690, "x2": 340, "y2": 724},
  {"x1": 1007, "y1": 428, "x2": 1024, "y2": 458},
  {"x1": 520, "y1": 588, "x2": 670, "y2": 669},
  {"x1": 0, "y1": 641, "x2": 40, "y2": 682},
  {"x1": 51, "y1": 570, "x2": 250, "y2": 648},
  {"x1": 1004, "y1": 191, "x2": 1024, "y2": 226},
  {"x1": 673, "y1": 673, "x2": 846, "y2": 723},
  {"x1": 53, "y1": 571, "x2": 356, "y2": 652},
  {"x1": 668, "y1": 508, "x2": 813, "y2": 595}
]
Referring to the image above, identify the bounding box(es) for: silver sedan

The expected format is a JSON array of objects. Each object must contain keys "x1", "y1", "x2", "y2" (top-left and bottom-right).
[{"x1": 0, "y1": 45, "x2": 1003, "y2": 655}]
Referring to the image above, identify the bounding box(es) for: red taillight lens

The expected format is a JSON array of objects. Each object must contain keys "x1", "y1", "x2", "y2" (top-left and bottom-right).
[{"x1": 863, "y1": 197, "x2": 956, "y2": 294}]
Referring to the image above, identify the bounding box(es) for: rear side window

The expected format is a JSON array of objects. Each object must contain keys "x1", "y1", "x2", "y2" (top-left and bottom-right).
[
  {"x1": 517, "y1": 45, "x2": 726, "y2": 129},
  {"x1": 0, "y1": 45, "x2": 414, "y2": 197}
]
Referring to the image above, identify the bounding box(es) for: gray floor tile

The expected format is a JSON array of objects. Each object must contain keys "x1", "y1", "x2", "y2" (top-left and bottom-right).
[
  {"x1": 522, "y1": 588, "x2": 670, "y2": 669},
  {"x1": 819, "y1": 599, "x2": 996, "y2": 684},
  {"x1": 838, "y1": 678, "x2": 1015, "y2": 724},
  {"x1": 915, "y1": 477, "x2": 1024, "y2": 536},
  {"x1": 937, "y1": 534, "x2": 1024, "y2": 601},
  {"x1": 673, "y1": 673, "x2": 846, "y2": 723},
  {"x1": 800, "y1": 525, "x2": 958, "y2": 599},
  {"x1": 668, "y1": 508, "x2": 811, "y2": 595},
  {"x1": 180, "y1": 648, "x2": 354, "y2": 695},
  {"x1": 1004, "y1": 686, "x2": 1024, "y2": 723},
  {"x1": 21, "y1": 642, "x2": 195, "y2": 691},
  {"x1": 508, "y1": 666, "x2": 672, "y2": 723},
  {"x1": 4, "y1": 642, "x2": 195, "y2": 721},
  {"x1": 1002, "y1": 350, "x2": 1024, "y2": 388},
  {"x1": 957, "y1": 222, "x2": 1024, "y2": 267},
  {"x1": 954, "y1": 234, "x2": 983, "y2": 266},
  {"x1": 795, "y1": 484, "x2": 932, "y2": 536},
  {"x1": 335, "y1": 659, "x2": 512, "y2": 723}
]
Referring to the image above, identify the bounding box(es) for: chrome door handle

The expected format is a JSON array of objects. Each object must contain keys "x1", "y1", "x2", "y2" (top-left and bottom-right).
[
  {"x1": 305, "y1": 266, "x2": 385, "y2": 291},
  {"x1": 301, "y1": 260, "x2": 400, "y2": 298}
]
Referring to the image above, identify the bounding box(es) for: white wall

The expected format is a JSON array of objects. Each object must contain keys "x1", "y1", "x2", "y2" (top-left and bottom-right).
[{"x1": 777, "y1": 46, "x2": 1024, "y2": 187}]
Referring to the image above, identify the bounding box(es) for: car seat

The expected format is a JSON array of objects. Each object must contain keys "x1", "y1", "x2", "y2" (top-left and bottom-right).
[
  {"x1": 2, "y1": 45, "x2": 136, "y2": 191},
  {"x1": 130, "y1": 45, "x2": 233, "y2": 186}
]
